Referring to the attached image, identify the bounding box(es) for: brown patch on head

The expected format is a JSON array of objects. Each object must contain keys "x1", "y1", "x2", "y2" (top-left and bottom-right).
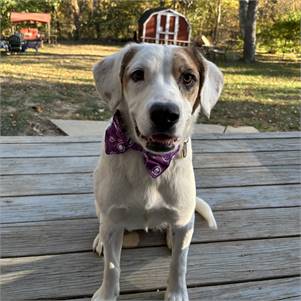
[
  {"x1": 172, "y1": 47, "x2": 205, "y2": 113},
  {"x1": 120, "y1": 46, "x2": 138, "y2": 88}
]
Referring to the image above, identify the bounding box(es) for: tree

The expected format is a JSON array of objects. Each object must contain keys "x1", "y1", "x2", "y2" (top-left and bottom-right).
[
  {"x1": 239, "y1": 0, "x2": 258, "y2": 62},
  {"x1": 71, "y1": 0, "x2": 81, "y2": 40},
  {"x1": 213, "y1": 0, "x2": 222, "y2": 44}
]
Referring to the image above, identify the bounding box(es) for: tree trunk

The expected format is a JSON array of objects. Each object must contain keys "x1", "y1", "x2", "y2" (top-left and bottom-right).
[
  {"x1": 240, "y1": 0, "x2": 258, "y2": 63},
  {"x1": 239, "y1": 0, "x2": 248, "y2": 38},
  {"x1": 213, "y1": 0, "x2": 222, "y2": 44},
  {"x1": 71, "y1": 0, "x2": 81, "y2": 40},
  {"x1": 92, "y1": 0, "x2": 101, "y2": 39},
  {"x1": 160, "y1": 0, "x2": 165, "y2": 7}
]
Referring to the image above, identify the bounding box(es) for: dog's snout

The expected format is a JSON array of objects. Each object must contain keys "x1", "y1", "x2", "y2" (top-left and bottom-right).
[{"x1": 150, "y1": 103, "x2": 180, "y2": 131}]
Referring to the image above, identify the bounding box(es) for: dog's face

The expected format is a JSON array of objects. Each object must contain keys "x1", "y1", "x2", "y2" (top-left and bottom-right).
[{"x1": 93, "y1": 43, "x2": 223, "y2": 153}]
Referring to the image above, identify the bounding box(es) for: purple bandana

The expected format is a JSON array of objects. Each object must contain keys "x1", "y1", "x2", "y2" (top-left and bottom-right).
[{"x1": 105, "y1": 112, "x2": 180, "y2": 178}]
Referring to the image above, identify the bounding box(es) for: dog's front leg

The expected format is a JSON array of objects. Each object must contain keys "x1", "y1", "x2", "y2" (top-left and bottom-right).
[
  {"x1": 165, "y1": 214, "x2": 195, "y2": 301},
  {"x1": 92, "y1": 224, "x2": 124, "y2": 301}
]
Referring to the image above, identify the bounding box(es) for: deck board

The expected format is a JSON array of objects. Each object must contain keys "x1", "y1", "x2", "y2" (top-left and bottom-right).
[
  {"x1": 1, "y1": 151, "x2": 300, "y2": 175},
  {"x1": 1, "y1": 238, "x2": 300, "y2": 300},
  {"x1": 1, "y1": 138, "x2": 300, "y2": 158},
  {"x1": 1, "y1": 185, "x2": 300, "y2": 223},
  {"x1": 1, "y1": 208, "x2": 300, "y2": 257},
  {"x1": 0, "y1": 133, "x2": 300, "y2": 301},
  {"x1": 1, "y1": 165, "x2": 300, "y2": 197},
  {"x1": 119, "y1": 277, "x2": 301, "y2": 301},
  {"x1": 73, "y1": 277, "x2": 301, "y2": 301},
  {"x1": 0, "y1": 131, "x2": 300, "y2": 144}
]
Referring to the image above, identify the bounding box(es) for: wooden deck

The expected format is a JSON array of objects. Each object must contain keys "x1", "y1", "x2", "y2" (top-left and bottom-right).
[{"x1": 1, "y1": 132, "x2": 300, "y2": 301}]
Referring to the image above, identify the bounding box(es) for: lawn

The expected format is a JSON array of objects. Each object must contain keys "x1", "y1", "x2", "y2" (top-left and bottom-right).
[{"x1": 1, "y1": 43, "x2": 300, "y2": 135}]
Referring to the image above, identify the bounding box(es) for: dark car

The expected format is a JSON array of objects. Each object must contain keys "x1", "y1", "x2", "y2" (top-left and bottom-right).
[{"x1": 8, "y1": 33, "x2": 27, "y2": 53}]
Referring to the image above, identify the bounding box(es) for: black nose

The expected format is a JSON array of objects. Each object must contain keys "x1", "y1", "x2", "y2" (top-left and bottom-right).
[{"x1": 150, "y1": 103, "x2": 180, "y2": 131}]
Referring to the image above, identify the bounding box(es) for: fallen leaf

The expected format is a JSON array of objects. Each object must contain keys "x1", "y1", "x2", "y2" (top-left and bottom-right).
[{"x1": 32, "y1": 105, "x2": 44, "y2": 113}]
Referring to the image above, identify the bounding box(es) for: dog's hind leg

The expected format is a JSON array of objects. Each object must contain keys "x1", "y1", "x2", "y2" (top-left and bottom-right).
[
  {"x1": 195, "y1": 197, "x2": 217, "y2": 230},
  {"x1": 93, "y1": 199, "x2": 104, "y2": 256}
]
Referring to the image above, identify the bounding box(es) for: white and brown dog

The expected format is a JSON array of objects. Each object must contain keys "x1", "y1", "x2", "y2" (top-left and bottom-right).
[{"x1": 92, "y1": 43, "x2": 223, "y2": 301}]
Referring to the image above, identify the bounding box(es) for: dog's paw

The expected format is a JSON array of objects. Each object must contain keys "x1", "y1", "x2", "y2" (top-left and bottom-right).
[
  {"x1": 92, "y1": 233, "x2": 103, "y2": 256},
  {"x1": 164, "y1": 290, "x2": 189, "y2": 301}
]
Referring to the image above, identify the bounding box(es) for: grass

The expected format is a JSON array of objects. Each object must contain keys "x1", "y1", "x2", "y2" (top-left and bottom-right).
[{"x1": 1, "y1": 43, "x2": 300, "y2": 135}]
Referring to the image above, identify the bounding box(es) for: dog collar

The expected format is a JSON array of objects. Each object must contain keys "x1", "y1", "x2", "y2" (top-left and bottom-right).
[{"x1": 104, "y1": 111, "x2": 181, "y2": 178}]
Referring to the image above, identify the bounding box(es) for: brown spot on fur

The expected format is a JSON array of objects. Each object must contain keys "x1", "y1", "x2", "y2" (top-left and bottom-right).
[
  {"x1": 120, "y1": 46, "x2": 138, "y2": 87},
  {"x1": 173, "y1": 47, "x2": 204, "y2": 113}
]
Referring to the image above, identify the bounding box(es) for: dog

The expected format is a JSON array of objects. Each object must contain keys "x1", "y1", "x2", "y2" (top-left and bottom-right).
[{"x1": 92, "y1": 43, "x2": 223, "y2": 301}]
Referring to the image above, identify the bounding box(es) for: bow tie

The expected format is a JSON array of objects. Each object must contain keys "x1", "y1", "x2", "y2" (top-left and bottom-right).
[{"x1": 104, "y1": 111, "x2": 180, "y2": 178}]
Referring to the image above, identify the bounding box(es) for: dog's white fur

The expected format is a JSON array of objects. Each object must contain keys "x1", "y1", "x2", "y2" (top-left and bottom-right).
[{"x1": 92, "y1": 43, "x2": 223, "y2": 301}]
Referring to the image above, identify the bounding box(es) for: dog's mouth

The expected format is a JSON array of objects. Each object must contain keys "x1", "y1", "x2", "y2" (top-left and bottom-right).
[{"x1": 135, "y1": 125, "x2": 178, "y2": 153}]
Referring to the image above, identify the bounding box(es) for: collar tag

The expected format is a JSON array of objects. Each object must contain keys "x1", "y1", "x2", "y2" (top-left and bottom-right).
[{"x1": 182, "y1": 139, "x2": 188, "y2": 158}]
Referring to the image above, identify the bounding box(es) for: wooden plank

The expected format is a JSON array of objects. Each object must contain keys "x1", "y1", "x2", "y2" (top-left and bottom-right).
[
  {"x1": 199, "y1": 184, "x2": 301, "y2": 210},
  {"x1": 194, "y1": 165, "x2": 301, "y2": 188},
  {"x1": 0, "y1": 139, "x2": 300, "y2": 158},
  {"x1": 118, "y1": 277, "x2": 301, "y2": 301},
  {"x1": 0, "y1": 194, "x2": 96, "y2": 223},
  {"x1": 225, "y1": 125, "x2": 258, "y2": 134},
  {"x1": 1, "y1": 185, "x2": 300, "y2": 223},
  {"x1": 0, "y1": 156, "x2": 98, "y2": 175},
  {"x1": 1, "y1": 131, "x2": 300, "y2": 144},
  {"x1": 192, "y1": 138, "x2": 301, "y2": 153},
  {"x1": 1, "y1": 208, "x2": 300, "y2": 257},
  {"x1": 50, "y1": 119, "x2": 107, "y2": 137},
  {"x1": 0, "y1": 136, "x2": 102, "y2": 144},
  {"x1": 192, "y1": 131, "x2": 301, "y2": 140},
  {"x1": 65, "y1": 277, "x2": 301, "y2": 301},
  {"x1": 1, "y1": 166, "x2": 299, "y2": 197},
  {"x1": 1, "y1": 151, "x2": 300, "y2": 175},
  {"x1": 0, "y1": 173, "x2": 93, "y2": 197},
  {"x1": 0, "y1": 142, "x2": 101, "y2": 158},
  {"x1": 1, "y1": 238, "x2": 299, "y2": 300}
]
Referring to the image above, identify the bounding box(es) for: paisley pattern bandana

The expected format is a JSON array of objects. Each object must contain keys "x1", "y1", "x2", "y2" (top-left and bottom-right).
[{"x1": 105, "y1": 111, "x2": 180, "y2": 178}]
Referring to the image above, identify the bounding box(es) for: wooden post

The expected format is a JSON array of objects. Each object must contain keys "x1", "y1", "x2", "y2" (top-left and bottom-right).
[{"x1": 48, "y1": 22, "x2": 51, "y2": 43}]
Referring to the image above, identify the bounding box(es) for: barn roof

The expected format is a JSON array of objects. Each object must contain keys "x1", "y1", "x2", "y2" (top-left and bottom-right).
[{"x1": 138, "y1": 8, "x2": 182, "y2": 24}]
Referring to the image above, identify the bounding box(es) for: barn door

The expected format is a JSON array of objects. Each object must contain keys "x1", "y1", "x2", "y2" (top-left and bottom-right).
[{"x1": 156, "y1": 13, "x2": 179, "y2": 44}]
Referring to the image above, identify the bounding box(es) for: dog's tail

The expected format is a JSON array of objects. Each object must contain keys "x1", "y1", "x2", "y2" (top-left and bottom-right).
[{"x1": 195, "y1": 197, "x2": 218, "y2": 230}]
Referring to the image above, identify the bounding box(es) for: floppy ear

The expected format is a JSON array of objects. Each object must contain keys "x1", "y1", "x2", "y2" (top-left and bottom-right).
[
  {"x1": 193, "y1": 49, "x2": 224, "y2": 118},
  {"x1": 92, "y1": 44, "x2": 136, "y2": 112}
]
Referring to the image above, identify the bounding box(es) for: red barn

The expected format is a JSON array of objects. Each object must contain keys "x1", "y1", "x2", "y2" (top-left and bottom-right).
[{"x1": 138, "y1": 8, "x2": 191, "y2": 46}]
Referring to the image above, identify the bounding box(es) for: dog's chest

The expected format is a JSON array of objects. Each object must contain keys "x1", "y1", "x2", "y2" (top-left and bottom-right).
[
  {"x1": 95, "y1": 148, "x2": 196, "y2": 229},
  {"x1": 108, "y1": 186, "x2": 180, "y2": 231}
]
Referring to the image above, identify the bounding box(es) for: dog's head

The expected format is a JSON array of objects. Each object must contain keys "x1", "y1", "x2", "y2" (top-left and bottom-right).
[{"x1": 93, "y1": 43, "x2": 223, "y2": 154}]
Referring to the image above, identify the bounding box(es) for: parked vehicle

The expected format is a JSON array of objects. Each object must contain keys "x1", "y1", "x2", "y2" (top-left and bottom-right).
[
  {"x1": 8, "y1": 33, "x2": 27, "y2": 53},
  {"x1": 0, "y1": 39, "x2": 9, "y2": 52}
]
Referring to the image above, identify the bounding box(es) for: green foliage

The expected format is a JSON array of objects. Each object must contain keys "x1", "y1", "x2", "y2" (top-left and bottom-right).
[
  {"x1": 0, "y1": 0, "x2": 61, "y2": 35},
  {"x1": 0, "y1": 0, "x2": 300, "y2": 53},
  {"x1": 258, "y1": 11, "x2": 301, "y2": 53}
]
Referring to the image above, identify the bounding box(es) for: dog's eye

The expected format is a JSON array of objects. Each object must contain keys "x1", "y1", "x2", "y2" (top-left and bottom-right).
[
  {"x1": 130, "y1": 70, "x2": 144, "y2": 82},
  {"x1": 181, "y1": 72, "x2": 196, "y2": 87}
]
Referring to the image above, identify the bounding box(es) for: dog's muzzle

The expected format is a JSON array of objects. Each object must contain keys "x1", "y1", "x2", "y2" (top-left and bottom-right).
[{"x1": 141, "y1": 102, "x2": 180, "y2": 152}]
